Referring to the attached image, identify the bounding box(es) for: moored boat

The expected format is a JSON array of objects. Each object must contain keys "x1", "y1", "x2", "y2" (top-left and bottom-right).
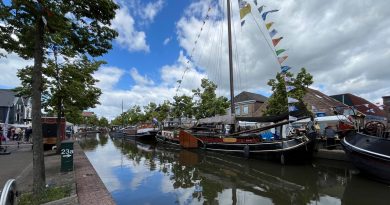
[{"x1": 341, "y1": 132, "x2": 390, "y2": 183}]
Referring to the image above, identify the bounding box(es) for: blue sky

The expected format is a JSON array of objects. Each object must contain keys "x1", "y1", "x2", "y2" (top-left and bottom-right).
[{"x1": 1, "y1": 0, "x2": 390, "y2": 119}]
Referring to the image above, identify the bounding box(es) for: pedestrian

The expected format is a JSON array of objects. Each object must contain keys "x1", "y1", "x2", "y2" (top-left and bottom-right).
[
  {"x1": 25, "y1": 126, "x2": 32, "y2": 143},
  {"x1": 306, "y1": 115, "x2": 317, "y2": 140},
  {"x1": 15, "y1": 127, "x2": 21, "y2": 141}
]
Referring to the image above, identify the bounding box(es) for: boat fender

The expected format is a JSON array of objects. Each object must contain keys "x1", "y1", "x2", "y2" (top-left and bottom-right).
[{"x1": 243, "y1": 145, "x2": 250, "y2": 158}]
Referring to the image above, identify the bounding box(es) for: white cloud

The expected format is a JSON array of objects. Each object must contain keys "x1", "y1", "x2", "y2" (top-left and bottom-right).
[
  {"x1": 111, "y1": 5, "x2": 150, "y2": 52},
  {"x1": 0, "y1": 50, "x2": 33, "y2": 88},
  {"x1": 175, "y1": 0, "x2": 390, "y2": 104},
  {"x1": 141, "y1": 0, "x2": 164, "y2": 23},
  {"x1": 93, "y1": 66, "x2": 124, "y2": 91},
  {"x1": 129, "y1": 67, "x2": 154, "y2": 86},
  {"x1": 163, "y1": 37, "x2": 171, "y2": 45}
]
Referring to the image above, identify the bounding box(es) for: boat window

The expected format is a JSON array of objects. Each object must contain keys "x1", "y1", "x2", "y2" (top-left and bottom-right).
[
  {"x1": 235, "y1": 106, "x2": 240, "y2": 115},
  {"x1": 243, "y1": 105, "x2": 249, "y2": 115}
]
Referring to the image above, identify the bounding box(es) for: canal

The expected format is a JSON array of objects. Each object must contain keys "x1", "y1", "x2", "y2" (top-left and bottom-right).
[{"x1": 79, "y1": 133, "x2": 389, "y2": 205}]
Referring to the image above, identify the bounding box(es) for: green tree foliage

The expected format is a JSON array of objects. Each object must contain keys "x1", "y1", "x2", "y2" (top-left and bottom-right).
[
  {"x1": 15, "y1": 56, "x2": 103, "y2": 124},
  {"x1": 171, "y1": 95, "x2": 194, "y2": 119},
  {"x1": 264, "y1": 68, "x2": 313, "y2": 116},
  {"x1": 155, "y1": 101, "x2": 170, "y2": 122},
  {"x1": 192, "y1": 79, "x2": 229, "y2": 119},
  {"x1": 0, "y1": 0, "x2": 118, "y2": 195},
  {"x1": 98, "y1": 117, "x2": 109, "y2": 127}
]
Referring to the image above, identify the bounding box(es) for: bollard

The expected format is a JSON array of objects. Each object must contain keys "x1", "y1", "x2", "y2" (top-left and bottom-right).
[{"x1": 60, "y1": 140, "x2": 74, "y2": 172}]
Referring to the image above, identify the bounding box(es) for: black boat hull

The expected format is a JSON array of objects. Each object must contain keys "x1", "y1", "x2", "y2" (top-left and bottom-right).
[
  {"x1": 341, "y1": 132, "x2": 390, "y2": 183},
  {"x1": 200, "y1": 137, "x2": 315, "y2": 164}
]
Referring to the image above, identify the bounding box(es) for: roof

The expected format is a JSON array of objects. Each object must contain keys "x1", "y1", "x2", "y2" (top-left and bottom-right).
[
  {"x1": 234, "y1": 91, "x2": 268, "y2": 103},
  {"x1": 331, "y1": 93, "x2": 386, "y2": 117},
  {"x1": 82, "y1": 112, "x2": 95, "y2": 117},
  {"x1": 303, "y1": 88, "x2": 345, "y2": 116},
  {"x1": 0, "y1": 89, "x2": 17, "y2": 107}
]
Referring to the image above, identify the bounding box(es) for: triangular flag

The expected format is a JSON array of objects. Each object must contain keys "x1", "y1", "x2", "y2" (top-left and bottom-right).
[
  {"x1": 281, "y1": 65, "x2": 291, "y2": 73},
  {"x1": 272, "y1": 37, "x2": 283, "y2": 46},
  {"x1": 278, "y1": 56, "x2": 288, "y2": 64},
  {"x1": 239, "y1": 1, "x2": 252, "y2": 19},
  {"x1": 269, "y1": 29, "x2": 277, "y2": 38},
  {"x1": 241, "y1": 20, "x2": 245, "y2": 26},
  {"x1": 276, "y1": 49, "x2": 286, "y2": 56},
  {"x1": 262, "y1": 9, "x2": 279, "y2": 21},
  {"x1": 288, "y1": 105, "x2": 298, "y2": 112},
  {"x1": 266, "y1": 22, "x2": 274, "y2": 30},
  {"x1": 286, "y1": 85, "x2": 296, "y2": 92},
  {"x1": 257, "y1": 5, "x2": 265, "y2": 15},
  {"x1": 254, "y1": 0, "x2": 258, "y2": 6},
  {"x1": 288, "y1": 97, "x2": 299, "y2": 103},
  {"x1": 284, "y1": 76, "x2": 293, "y2": 82},
  {"x1": 289, "y1": 115, "x2": 297, "y2": 121}
]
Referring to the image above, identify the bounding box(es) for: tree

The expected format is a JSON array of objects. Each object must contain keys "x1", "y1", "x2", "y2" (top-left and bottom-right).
[
  {"x1": 16, "y1": 56, "x2": 103, "y2": 151},
  {"x1": 0, "y1": 1, "x2": 118, "y2": 195},
  {"x1": 171, "y1": 95, "x2": 194, "y2": 120},
  {"x1": 192, "y1": 78, "x2": 229, "y2": 119},
  {"x1": 264, "y1": 68, "x2": 314, "y2": 116},
  {"x1": 156, "y1": 101, "x2": 170, "y2": 122},
  {"x1": 98, "y1": 117, "x2": 109, "y2": 127}
]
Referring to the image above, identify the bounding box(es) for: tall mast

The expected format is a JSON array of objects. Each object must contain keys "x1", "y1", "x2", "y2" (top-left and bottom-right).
[{"x1": 227, "y1": 0, "x2": 235, "y2": 115}]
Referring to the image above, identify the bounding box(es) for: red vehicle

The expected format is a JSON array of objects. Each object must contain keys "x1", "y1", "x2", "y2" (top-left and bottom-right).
[{"x1": 42, "y1": 117, "x2": 66, "y2": 149}]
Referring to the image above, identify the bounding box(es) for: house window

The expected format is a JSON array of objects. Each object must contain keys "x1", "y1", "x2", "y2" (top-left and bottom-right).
[
  {"x1": 243, "y1": 105, "x2": 249, "y2": 115},
  {"x1": 235, "y1": 106, "x2": 240, "y2": 115}
]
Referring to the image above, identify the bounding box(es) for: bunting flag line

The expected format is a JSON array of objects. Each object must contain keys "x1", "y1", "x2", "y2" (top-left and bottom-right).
[
  {"x1": 239, "y1": 0, "x2": 252, "y2": 19},
  {"x1": 257, "y1": 5, "x2": 265, "y2": 15},
  {"x1": 269, "y1": 29, "x2": 277, "y2": 38},
  {"x1": 241, "y1": 20, "x2": 246, "y2": 26},
  {"x1": 281, "y1": 65, "x2": 291, "y2": 73},
  {"x1": 278, "y1": 56, "x2": 288, "y2": 64},
  {"x1": 289, "y1": 115, "x2": 297, "y2": 121},
  {"x1": 254, "y1": 0, "x2": 258, "y2": 6},
  {"x1": 262, "y1": 9, "x2": 279, "y2": 21},
  {"x1": 288, "y1": 105, "x2": 298, "y2": 112},
  {"x1": 276, "y1": 49, "x2": 286, "y2": 56},
  {"x1": 266, "y1": 22, "x2": 273, "y2": 30},
  {"x1": 288, "y1": 97, "x2": 299, "y2": 103},
  {"x1": 272, "y1": 37, "x2": 283, "y2": 46},
  {"x1": 286, "y1": 85, "x2": 296, "y2": 92}
]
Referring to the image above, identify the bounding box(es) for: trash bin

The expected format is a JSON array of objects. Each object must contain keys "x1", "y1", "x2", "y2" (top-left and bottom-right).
[{"x1": 60, "y1": 140, "x2": 74, "y2": 172}]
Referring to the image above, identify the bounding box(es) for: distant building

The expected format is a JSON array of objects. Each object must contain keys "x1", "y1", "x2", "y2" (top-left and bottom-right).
[
  {"x1": 233, "y1": 91, "x2": 268, "y2": 117},
  {"x1": 382, "y1": 96, "x2": 390, "y2": 128},
  {"x1": 0, "y1": 89, "x2": 31, "y2": 125},
  {"x1": 331, "y1": 93, "x2": 387, "y2": 122},
  {"x1": 82, "y1": 111, "x2": 95, "y2": 117}
]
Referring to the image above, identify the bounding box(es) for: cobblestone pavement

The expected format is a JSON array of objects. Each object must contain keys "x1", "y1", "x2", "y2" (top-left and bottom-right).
[{"x1": 74, "y1": 142, "x2": 115, "y2": 205}]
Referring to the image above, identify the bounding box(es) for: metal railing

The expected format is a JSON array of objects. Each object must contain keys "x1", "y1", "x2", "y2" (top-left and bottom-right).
[{"x1": 0, "y1": 179, "x2": 18, "y2": 205}]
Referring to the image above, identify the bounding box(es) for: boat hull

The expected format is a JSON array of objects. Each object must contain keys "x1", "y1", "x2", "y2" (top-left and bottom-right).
[{"x1": 341, "y1": 132, "x2": 390, "y2": 183}]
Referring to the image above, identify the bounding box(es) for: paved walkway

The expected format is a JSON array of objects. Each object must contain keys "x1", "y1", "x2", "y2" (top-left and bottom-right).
[{"x1": 74, "y1": 142, "x2": 115, "y2": 205}]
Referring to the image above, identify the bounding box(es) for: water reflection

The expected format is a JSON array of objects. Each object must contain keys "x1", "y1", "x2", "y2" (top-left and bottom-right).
[{"x1": 79, "y1": 134, "x2": 390, "y2": 205}]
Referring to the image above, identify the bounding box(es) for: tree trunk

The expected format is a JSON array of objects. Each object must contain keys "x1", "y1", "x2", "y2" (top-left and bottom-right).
[
  {"x1": 32, "y1": 16, "x2": 46, "y2": 196},
  {"x1": 56, "y1": 100, "x2": 62, "y2": 154}
]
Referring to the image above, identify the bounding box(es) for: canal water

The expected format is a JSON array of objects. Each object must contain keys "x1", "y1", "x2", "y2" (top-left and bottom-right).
[{"x1": 79, "y1": 133, "x2": 390, "y2": 205}]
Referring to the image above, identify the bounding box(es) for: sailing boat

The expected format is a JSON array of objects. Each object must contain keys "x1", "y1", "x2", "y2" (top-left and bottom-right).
[{"x1": 157, "y1": 0, "x2": 316, "y2": 164}]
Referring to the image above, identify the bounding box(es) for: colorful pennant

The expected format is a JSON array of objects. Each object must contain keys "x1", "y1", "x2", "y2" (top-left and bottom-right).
[
  {"x1": 278, "y1": 56, "x2": 288, "y2": 64},
  {"x1": 288, "y1": 97, "x2": 299, "y2": 103},
  {"x1": 257, "y1": 5, "x2": 265, "y2": 15},
  {"x1": 276, "y1": 49, "x2": 286, "y2": 56},
  {"x1": 254, "y1": 0, "x2": 258, "y2": 6},
  {"x1": 281, "y1": 65, "x2": 291, "y2": 73},
  {"x1": 272, "y1": 37, "x2": 283, "y2": 46},
  {"x1": 239, "y1": 0, "x2": 252, "y2": 19},
  {"x1": 266, "y1": 22, "x2": 274, "y2": 30},
  {"x1": 241, "y1": 20, "x2": 246, "y2": 26},
  {"x1": 262, "y1": 9, "x2": 279, "y2": 21},
  {"x1": 269, "y1": 29, "x2": 277, "y2": 38},
  {"x1": 284, "y1": 76, "x2": 293, "y2": 82},
  {"x1": 288, "y1": 105, "x2": 298, "y2": 112},
  {"x1": 286, "y1": 85, "x2": 296, "y2": 92}
]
